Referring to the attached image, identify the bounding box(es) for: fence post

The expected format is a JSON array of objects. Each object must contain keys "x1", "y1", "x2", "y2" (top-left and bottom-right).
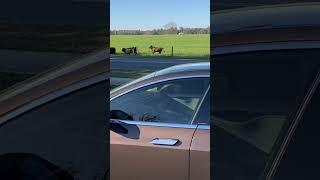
[{"x1": 171, "y1": 46, "x2": 173, "y2": 56}]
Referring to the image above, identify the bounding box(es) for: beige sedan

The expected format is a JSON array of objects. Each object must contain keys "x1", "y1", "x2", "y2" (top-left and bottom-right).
[{"x1": 110, "y1": 62, "x2": 210, "y2": 180}]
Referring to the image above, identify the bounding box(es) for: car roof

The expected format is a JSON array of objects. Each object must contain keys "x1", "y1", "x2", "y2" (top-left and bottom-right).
[
  {"x1": 0, "y1": 49, "x2": 109, "y2": 117},
  {"x1": 111, "y1": 62, "x2": 210, "y2": 98},
  {"x1": 212, "y1": 3, "x2": 320, "y2": 49},
  {"x1": 154, "y1": 62, "x2": 210, "y2": 77},
  {"x1": 212, "y1": 2, "x2": 320, "y2": 34}
]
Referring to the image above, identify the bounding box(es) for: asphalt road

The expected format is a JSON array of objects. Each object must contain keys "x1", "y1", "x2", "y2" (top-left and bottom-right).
[
  {"x1": 111, "y1": 56, "x2": 209, "y2": 71},
  {"x1": 0, "y1": 50, "x2": 209, "y2": 74}
]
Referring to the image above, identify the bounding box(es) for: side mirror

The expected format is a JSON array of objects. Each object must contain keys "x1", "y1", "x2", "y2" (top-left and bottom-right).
[
  {"x1": 110, "y1": 114, "x2": 140, "y2": 139},
  {"x1": 110, "y1": 110, "x2": 133, "y2": 134},
  {"x1": 110, "y1": 119, "x2": 128, "y2": 134}
]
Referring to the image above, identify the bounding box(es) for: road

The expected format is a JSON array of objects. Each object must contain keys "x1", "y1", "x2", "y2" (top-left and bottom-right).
[
  {"x1": 0, "y1": 50, "x2": 209, "y2": 74},
  {"x1": 111, "y1": 56, "x2": 209, "y2": 71}
]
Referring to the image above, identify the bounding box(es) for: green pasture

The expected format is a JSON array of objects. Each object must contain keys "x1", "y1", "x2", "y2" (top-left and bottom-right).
[{"x1": 110, "y1": 34, "x2": 209, "y2": 58}]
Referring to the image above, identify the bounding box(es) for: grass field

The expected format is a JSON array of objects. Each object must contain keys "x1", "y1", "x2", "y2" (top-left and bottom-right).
[{"x1": 110, "y1": 34, "x2": 209, "y2": 58}]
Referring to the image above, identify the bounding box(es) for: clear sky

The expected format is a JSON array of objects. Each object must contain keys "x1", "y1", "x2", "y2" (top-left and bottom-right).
[{"x1": 110, "y1": 0, "x2": 210, "y2": 30}]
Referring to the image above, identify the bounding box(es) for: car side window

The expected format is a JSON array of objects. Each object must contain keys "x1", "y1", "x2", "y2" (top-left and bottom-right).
[
  {"x1": 110, "y1": 77, "x2": 209, "y2": 124},
  {"x1": 212, "y1": 49, "x2": 320, "y2": 180},
  {"x1": 193, "y1": 86, "x2": 210, "y2": 125},
  {"x1": 273, "y1": 81, "x2": 320, "y2": 180}
]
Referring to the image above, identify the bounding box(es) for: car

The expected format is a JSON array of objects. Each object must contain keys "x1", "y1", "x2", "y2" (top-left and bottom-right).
[
  {"x1": 212, "y1": 2, "x2": 320, "y2": 180},
  {"x1": 0, "y1": 49, "x2": 109, "y2": 179},
  {"x1": 110, "y1": 62, "x2": 210, "y2": 180}
]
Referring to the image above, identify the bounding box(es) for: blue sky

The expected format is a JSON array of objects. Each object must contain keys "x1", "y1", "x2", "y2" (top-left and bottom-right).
[{"x1": 110, "y1": 0, "x2": 210, "y2": 30}]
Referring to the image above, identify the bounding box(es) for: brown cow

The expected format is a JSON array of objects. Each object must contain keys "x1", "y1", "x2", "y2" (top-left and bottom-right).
[{"x1": 149, "y1": 45, "x2": 163, "y2": 54}]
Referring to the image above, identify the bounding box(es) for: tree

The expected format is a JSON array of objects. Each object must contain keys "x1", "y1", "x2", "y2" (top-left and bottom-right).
[
  {"x1": 163, "y1": 22, "x2": 177, "y2": 29},
  {"x1": 163, "y1": 22, "x2": 178, "y2": 34},
  {"x1": 179, "y1": 26, "x2": 184, "y2": 33}
]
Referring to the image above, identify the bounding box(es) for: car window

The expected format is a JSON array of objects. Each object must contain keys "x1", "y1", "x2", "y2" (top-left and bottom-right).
[
  {"x1": 212, "y1": 49, "x2": 320, "y2": 180},
  {"x1": 273, "y1": 79, "x2": 320, "y2": 180},
  {"x1": 111, "y1": 77, "x2": 209, "y2": 124},
  {"x1": 0, "y1": 81, "x2": 108, "y2": 179},
  {"x1": 193, "y1": 86, "x2": 210, "y2": 125}
]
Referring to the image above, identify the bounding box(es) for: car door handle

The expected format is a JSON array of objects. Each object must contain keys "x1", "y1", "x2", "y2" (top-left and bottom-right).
[{"x1": 150, "y1": 138, "x2": 180, "y2": 146}]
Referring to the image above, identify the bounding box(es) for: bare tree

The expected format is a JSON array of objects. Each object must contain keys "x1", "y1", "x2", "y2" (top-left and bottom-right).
[
  {"x1": 163, "y1": 22, "x2": 178, "y2": 34},
  {"x1": 179, "y1": 26, "x2": 184, "y2": 33}
]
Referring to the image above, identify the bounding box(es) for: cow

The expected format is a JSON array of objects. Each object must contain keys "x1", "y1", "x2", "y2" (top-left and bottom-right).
[
  {"x1": 122, "y1": 47, "x2": 137, "y2": 55},
  {"x1": 149, "y1": 45, "x2": 163, "y2": 54}
]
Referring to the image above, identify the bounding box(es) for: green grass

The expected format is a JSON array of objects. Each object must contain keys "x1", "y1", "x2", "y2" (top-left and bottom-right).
[{"x1": 110, "y1": 34, "x2": 209, "y2": 58}]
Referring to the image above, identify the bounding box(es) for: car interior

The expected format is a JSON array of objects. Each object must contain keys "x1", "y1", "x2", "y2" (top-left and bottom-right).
[{"x1": 111, "y1": 77, "x2": 209, "y2": 124}]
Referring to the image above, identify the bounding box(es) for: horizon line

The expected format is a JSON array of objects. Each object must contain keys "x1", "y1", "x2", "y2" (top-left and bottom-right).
[{"x1": 111, "y1": 27, "x2": 210, "y2": 31}]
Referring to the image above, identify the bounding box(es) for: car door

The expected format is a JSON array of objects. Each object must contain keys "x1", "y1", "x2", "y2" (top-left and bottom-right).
[
  {"x1": 110, "y1": 76, "x2": 209, "y2": 180},
  {"x1": 190, "y1": 86, "x2": 210, "y2": 180}
]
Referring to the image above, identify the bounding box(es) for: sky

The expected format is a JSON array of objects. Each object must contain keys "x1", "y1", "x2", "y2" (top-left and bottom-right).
[{"x1": 110, "y1": 0, "x2": 210, "y2": 30}]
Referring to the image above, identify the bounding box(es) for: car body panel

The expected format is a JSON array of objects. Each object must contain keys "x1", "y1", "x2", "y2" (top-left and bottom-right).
[
  {"x1": 190, "y1": 127, "x2": 210, "y2": 180},
  {"x1": 0, "y1": 49, "x2": 109, "y2": 118},
  {"x1": 212, "y1": 3, "x2": 320, "y2": 34},
  {"x1": 212, "y1": 3, "x2": 320, "y2": 52},
  {"x1": 213, "y1": 27, "x2": 320, "y2": 48},
  {"x1": 213, "y1": 41, "x2": 320, "y2": 55},
  {"x1": 110, "y1": 123, "x2": 196, "y2": 180},
  {"x1": 110, "y1": 62, "x2": 210, "y2": 180}
]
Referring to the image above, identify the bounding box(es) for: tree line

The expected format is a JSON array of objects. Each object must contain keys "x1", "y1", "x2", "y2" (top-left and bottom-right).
[{"x1": 111, "y1": 22, "x2": 210, "y2": 35}]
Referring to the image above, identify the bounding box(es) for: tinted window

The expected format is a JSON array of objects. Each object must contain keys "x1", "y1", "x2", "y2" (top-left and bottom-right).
[
  {"x1": 274, "y1": 81, "x2": 320, "y2": 179},
  {"x1": 193, "y1": 87, "x2": 210, "y2": 125},
  {"x1": 212, "y1": 49, "x2": 320, "y2": 180},
  {"x1": 0, "y1": 81, "x2": 108, "y2": 179},
  {"x1": 111, "y1": 78, "x2": 209, "y2": 124}
]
